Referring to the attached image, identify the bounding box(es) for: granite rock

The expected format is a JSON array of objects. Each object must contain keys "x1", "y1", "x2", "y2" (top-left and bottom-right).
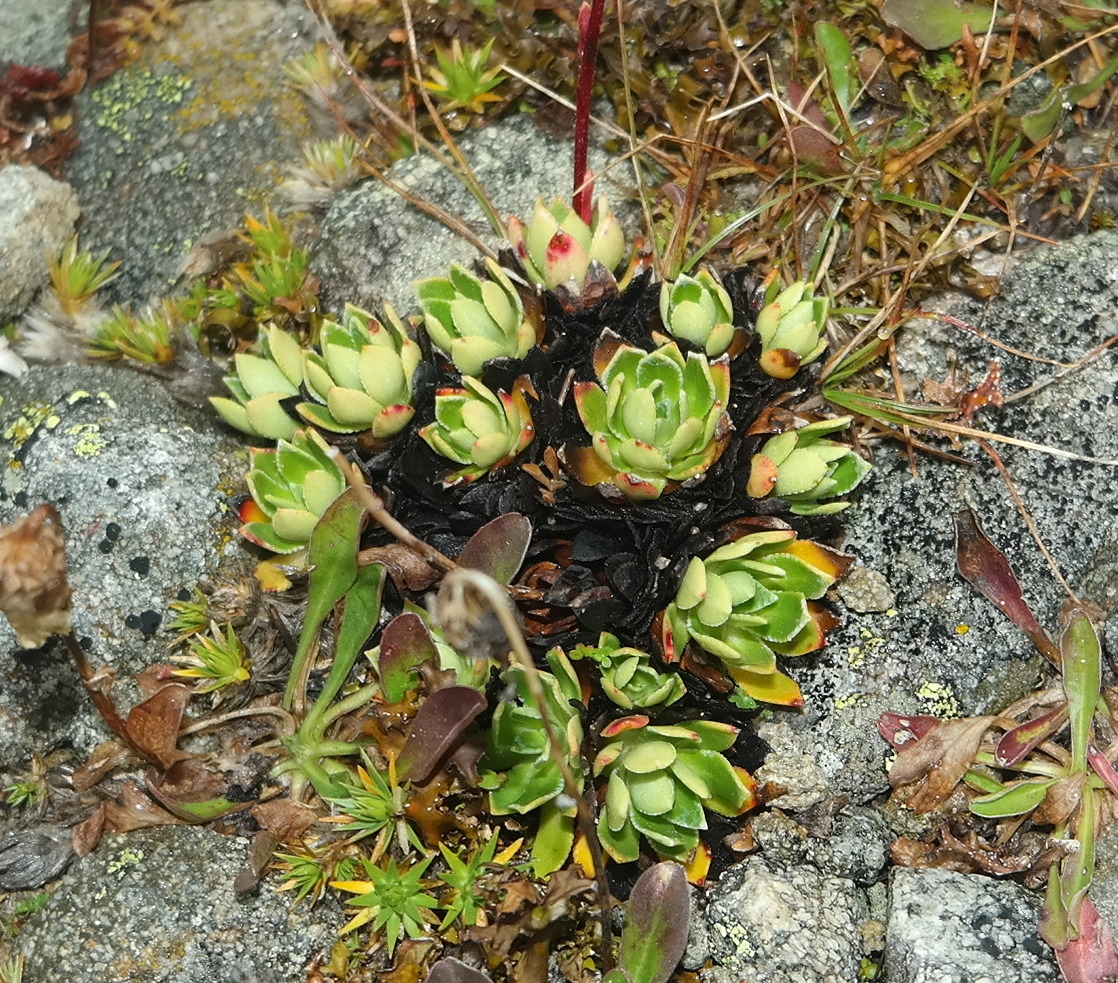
[{"x1": 0, "y1": 165, "x2": 81, "y2": 323}]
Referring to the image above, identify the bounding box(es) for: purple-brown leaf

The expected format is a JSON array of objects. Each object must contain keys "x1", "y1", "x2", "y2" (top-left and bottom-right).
[
  {"x1": 378, "y1": 612, "x2": 439, "y2": 704},
  {"x1": 395, "y1": 685, "x2": 488, "y2": 784},
  {"x1": 955, "y1": 508, "x2": 1059, "y2": 665},
  {"x1": 1053, "y1": 896, "x2": 1118, "y2": 983},
  {"x1": 456, "y1": 513, "x2": 532, "y2": 586},
  {"x1": 995, "y1": 705, "x2": 1069, "y2": 767}
]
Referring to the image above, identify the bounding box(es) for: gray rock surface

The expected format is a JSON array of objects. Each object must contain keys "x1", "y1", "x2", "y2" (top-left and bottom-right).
[
  {"x1": 0, "y1": 0, "x2": 74, "y2": 71},
  {"x1": 63, "y1": 0, "x2": 318, "y2": 306},
  {"x1": 15, "y1": 825, "x2": 340, "y2": 983},
  {"x1": 684, "y1": 855, "x2": 868, "y2": 983},
  {"x1": 0, "y1": 363, "x2": 246, "y2": 773},
  {"x1": 312, "y1": 111, "x2": 630, "y2": 316},
  {"x1": 886, "y1": 867, "x2": 1058, "y2": 983},
  {"x1": 0, "y1": 165, "x2": 81, "y2": 323},
  {"x1": 748, "y1": 806, "x2": 893, "y2": 887}
]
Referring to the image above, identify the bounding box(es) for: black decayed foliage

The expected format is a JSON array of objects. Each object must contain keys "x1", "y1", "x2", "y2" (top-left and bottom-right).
[{"x1": 362, "y1": 266, "x2": 802, "y2": 654}]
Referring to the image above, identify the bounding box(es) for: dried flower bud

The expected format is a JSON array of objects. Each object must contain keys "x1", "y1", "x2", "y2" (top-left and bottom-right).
[{"x1": 0, "y1": 505, "x2": 73, "y2": 648}]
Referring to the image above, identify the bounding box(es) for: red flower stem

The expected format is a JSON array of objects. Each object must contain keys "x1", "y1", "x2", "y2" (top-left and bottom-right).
[{"x1": 573, "y1": 0, "x2": 605, "y2": 224}]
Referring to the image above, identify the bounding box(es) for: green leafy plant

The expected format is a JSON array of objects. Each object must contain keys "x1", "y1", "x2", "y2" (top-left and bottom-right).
[
  {"x1": 414, "y1": 258, "x2": 535, "y2": 376},
  {"x1": 274, "y1": 850, "x2": 356, "y2": 906},
  {"x1": 479, "y1": 647, "x2": 585, "y2": 877},
  {"x1": 209, "y1": 324, "x2": 304, "y2": 440},
  {"x1": 332, "y1": 855, "x2": 439, "y2": 953},
  {"x1": 658, "y1": 269, "x2": 738, "y2": 357},
  {"x1": 662, "y1": 528, "x2": 849, "y2": 707},
  {"x1": 423, "y1": 38, "x2": 506, "y2": 115},
  {"x1": 241, "y1": 428, "x2": 347, "y2": 554},
  {"x1": 2, "y1": 779, "x2": 45, "y2": 809},
  {"x1": 746, "y1": 417, "x2": 872, "y2": 515},
  {"x1": 171, "y1": 620, "x2": 251, "y2": 693},
  {"x1": 0, "y1": 955, "x2": 24, "y2": 983},
  {"x1": 298, "y1": 303, "x2": 420, "y2": 436},
  {"x1": 506, "y1": 197, "x2": 625, "y2": 297},
  {"x1": 567, "y1": 633, "x2": 686, "y2": 709},
  {"x1": 88, "y1": 304, "x2": 175, "y2": 363},
  {"x1": 754, "y1": 279, "x2": 829, "y2": 380},
  {"x1": 568, "y1": 333, "x2": 731, "y2": 500},
  {"x1": 434, "y1": 834, "x2": 500, "y2": 930},
  {"x1": 418, "y1": 376, "x2": 535, "y2": 486},
  {"x1": 325, "y1": 756, "x2": 425, "y2": 859},
  {"x1": 47, "y1": 237, "x2": 121, "y2": 319},
  {"x1": 593, "y1": 715, "x2": 755, "y2": 865}
]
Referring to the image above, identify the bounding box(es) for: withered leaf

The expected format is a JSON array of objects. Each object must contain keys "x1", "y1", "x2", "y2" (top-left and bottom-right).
[
  {"x1": 887, "y1": 714, "x2": 996, "y2": 813},
  {"x1": 71, "y1": 803, "x2": 106, "y2": 858},
  {"x1": 125, "y1": 683, "x2": 193, "y2": 770},
  {"x1": 71, "y1": 739, "x2": 133, "y2": 790},
  {"x1": 250, "y1": 797, "x2": 323, "y2": 841},
  {"x1": 234, "y1": 830, "x2": 278, "y2": 893},
  {"x1": 103, "y1": 780, "x2": 185, "y2": 832}
]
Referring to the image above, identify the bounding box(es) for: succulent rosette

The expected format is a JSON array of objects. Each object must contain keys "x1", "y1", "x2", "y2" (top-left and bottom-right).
[
  {"x1": 568, "y1": 633, "x2": 686, "y2": 709},
  {"x1": 419, "y1": 376, "x2": 535, "y2": 486},
  {"x1": 241, "y1": 428, "x2": 347, "y2": 553},
  {"x1": 755, "y1": 279, "x2": 828, "y2": 379},
  {"x1": 593, "y1": 715, "x2": 755, "y2": 864},
  {"x1": 662, "y1": 529, "x2": 848, "y2": 706},
  {"x1": 568, "y1": 332, "x2": 731, "y2": 500},
  {"x1": 414, "y1": 257, "x2": 535, "y2": 376},
  {"x1": 747, "y1": 417, "x2": 871, "y2": 515},
  {"x1": 659, "y1": 269, "x2": 737, "y2": 357},
  {"x1": 479, "y1": 649, "x2": 585, "y2": 875},
  {"x1": 210, "y1": 324, "x2": 303, "y2": 440},
  {"x1": 298, "y1": 303, "x2": 420, "y2": 436},
  {"x1": 507, "y1": 196, "x2": 624, "y2": 294}
]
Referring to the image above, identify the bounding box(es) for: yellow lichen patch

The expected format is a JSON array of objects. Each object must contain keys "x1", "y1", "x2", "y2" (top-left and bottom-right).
[
  {"x1": 65, "y1": 424, "x2": 110, "y2": 458},
  {"x1": 90, "y1": 68, "x2": 192, "y2": 147},
  {"x1": 916, "y1": 680, "x2": 961, "y2": 718},
  {"x1": 3, "y1": 403, "x2": 56, "y2": 448}
]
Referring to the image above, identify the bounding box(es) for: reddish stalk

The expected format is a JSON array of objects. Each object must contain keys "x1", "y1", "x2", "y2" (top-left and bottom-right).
[{"x1": 573, "y1": 0, "x2": 606, "y2": 224}]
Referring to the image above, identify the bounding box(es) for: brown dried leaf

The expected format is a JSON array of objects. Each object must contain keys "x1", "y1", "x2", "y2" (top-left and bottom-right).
[
  {"x1": 125, "y1": 683, "x2": 193, "y2": 770},
  {"x1": 103, "y1": 780, "x2": 184, "y2": 832},
  {"x1": 250, "y1": 797, "x2": 323, "y2": 842},
  {"x1": 71, "y1": 739, "x2": 133, "y2": 790},
  {"x1": 888, "y1": 714, "x2": 996, "y2": 813},
  {"x1": 71, "y1": 803, "x2": 106, "y2": 858},
  {"x1": 234, "y1": 830, "x2": 278, "y2": 893}
]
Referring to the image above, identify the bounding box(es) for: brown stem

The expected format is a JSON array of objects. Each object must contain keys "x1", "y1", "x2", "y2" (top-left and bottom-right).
[{"x1": 61, "y1": 632, "x2": 153, "y2": 763}]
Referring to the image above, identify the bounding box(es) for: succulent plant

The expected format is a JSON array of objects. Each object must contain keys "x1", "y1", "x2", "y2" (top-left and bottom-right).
[
  {"x1": 507, "y1": 196, "x2": 625, "y2": 294},
  {"x1": 746, "y1": 417, "x2": 872, "y2": 515},
  {"x1": 479, "y1": 648, "x2": 585, "y2": 875},
  {"x1": 568, "y1": 333, "x2": 731, "y2": 500},
  {"x1": 419, "y1": 376, "x2": 535, "y2": 486},
  {"x1": 241, "y1": 428, "x2": 347, "y2": 553},
  {"x1": 414, "y1": 258, "x2": 535, "y2": 376},
  {"x1": 298, "y1": 303, "x2": 421, "y2": 436},
  {"x1": 568, "y1": 633, "x2": 686, "y2": 709},
  {"x1": 659, "y1": 269, "x2": 736, "y2": 357},
  {"x1": 593, "y1": 715, "x2": 755, "y2": 864},
  {"x1": 662, "y1": 529, "x2": 847, "y2": 706},
  {"x1": 755, "y1": 279, "x2": 828, "y2": 379},
  {"x1": 210, "y1": 324, "x2": 304, "y2": 440}
]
